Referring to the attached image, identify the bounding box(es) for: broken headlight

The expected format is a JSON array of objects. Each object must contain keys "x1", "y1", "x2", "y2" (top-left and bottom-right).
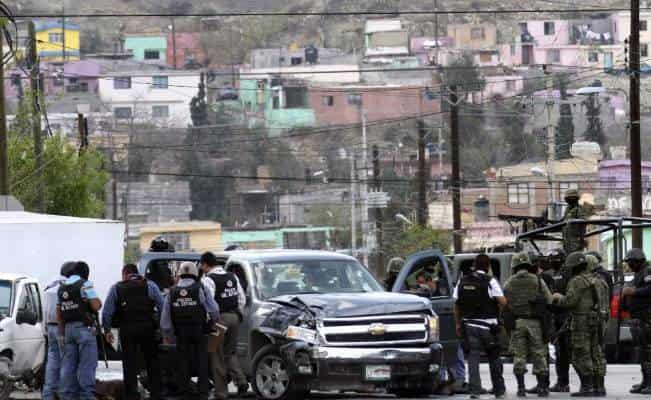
[{"x1": 285, "y1": 325, "x2": 319, "y2": 345}]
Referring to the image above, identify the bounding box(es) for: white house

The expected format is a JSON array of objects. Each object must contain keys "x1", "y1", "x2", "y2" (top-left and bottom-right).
[{"x1": 98, "y1": 71, "x2": 201, "y2": 128}]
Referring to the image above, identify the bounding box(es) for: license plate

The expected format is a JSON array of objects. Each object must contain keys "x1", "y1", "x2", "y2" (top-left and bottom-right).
[{"x1": 365, "y1": 365, "x2": 391, "y2": 381}]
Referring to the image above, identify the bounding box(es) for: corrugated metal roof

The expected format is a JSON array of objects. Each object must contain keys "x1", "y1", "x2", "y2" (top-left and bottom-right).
[
  {"x1": 365, "y1": 19, "x2": 402, "y2": 33},
  {"x1": 496, "y1": 158, "x2": 598, "y2": 179}
]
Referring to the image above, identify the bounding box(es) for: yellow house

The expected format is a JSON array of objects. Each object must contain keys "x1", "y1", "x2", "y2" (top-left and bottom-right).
[
  {"x1": 35, "y1": 20, "x2": 80, "y2": 61},
  {"x1": 139, "y1": 221, "x2": 222, "y2": 253}
]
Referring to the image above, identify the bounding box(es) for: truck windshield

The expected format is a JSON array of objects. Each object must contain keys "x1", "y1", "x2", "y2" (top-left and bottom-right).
[
  {"x1": 253, "y1": 259, "x2": 384, "y2": 299},
  {"x1": 0, "y1": 280, "x2": 11, "y2": 316}
]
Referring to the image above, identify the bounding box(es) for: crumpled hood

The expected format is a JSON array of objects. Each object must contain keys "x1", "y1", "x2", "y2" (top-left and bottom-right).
[{"x1": 269, "y1": 292, "x2": 432, "y2": 317}]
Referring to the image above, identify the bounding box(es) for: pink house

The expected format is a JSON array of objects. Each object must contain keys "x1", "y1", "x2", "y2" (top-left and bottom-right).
[{"x1": 166, "y1": 32, "x2": 207, "y2": 69}]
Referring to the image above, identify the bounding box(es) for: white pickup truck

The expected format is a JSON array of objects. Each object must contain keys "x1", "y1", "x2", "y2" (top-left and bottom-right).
[{"x1": 0, "y1": 273, "x2": 46, "y2": 399}]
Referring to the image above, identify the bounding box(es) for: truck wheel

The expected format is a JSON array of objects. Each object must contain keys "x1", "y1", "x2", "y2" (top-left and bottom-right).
[
  {"x1": 252, "y1": 345, "x2": 307, "y2": 400},
  {"x1": 0, "y1": 358, "x2": 13, "y2": 400}
]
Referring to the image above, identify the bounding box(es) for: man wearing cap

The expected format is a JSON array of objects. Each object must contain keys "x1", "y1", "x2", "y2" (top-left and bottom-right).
[
  {"x1": 504, "y1": 252, "x2": 552, "y2": 397},
  {"x1": 621, "y1": 248, "x2": 651, "y2": 394},
  {"x1": 42, "y1": 262, "x2": 77, "y2": 400},
  {"x1": 562, "y1": 189, "x2": 589, "y2": 254},
  {"x1": 552, "y1": 252, "x2": 605, "y2": 397},
  {"x1": 160, "y1": 262, "x2": 219, "y2": 400}
]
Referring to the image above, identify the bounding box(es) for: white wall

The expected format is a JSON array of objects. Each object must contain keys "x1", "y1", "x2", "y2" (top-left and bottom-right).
[{"x1": 99, "y1": 73, "x2": 201, "y2": 128}]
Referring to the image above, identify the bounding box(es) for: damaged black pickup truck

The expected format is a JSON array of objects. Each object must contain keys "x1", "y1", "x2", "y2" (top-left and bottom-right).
[{"x1": 139, "y1": 249, "x2": 443, "y2": 400}]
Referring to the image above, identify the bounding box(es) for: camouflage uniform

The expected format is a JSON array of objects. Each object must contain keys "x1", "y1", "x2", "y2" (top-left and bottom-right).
[
  {"x1": 503, "y1": 253, "x2": 552, "y2": 397},
  {"x1": 562, "y1": 190, "x2": 588, "y2": 254},
  {"x1": 585, "y1": 254, "x2": 609, "y2": 396},
  {"x1": 555, "y1": 252, "x2": 605, "y2": 397}
]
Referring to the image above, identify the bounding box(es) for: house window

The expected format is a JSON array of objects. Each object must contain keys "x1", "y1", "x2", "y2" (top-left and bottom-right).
[
  {"x1": 471, "y1": 27, "x2": 485, "y2": 40},
  {"x1": 642, "y1": 20, "x2": 648, "y2": 31},
  {"x1": 347, "y1": 93, "x2": 362, "y2": 105},
  {"x1": 519, "y1": 22, "x2": 528, "y2": 34},
  {"x1": 144, "y1": 50, "x2": 160, "y2": 60},
  {"x1": 272, "y1": 91, "x2": 281, "y2": 109},
  {"x1": 588, "y1": 52, "x2": 599, "y2": 63},
  {"x1": 160, "y1": 232, "x2": 190, "y2": 251},
  {"x1": 479, "y1": 52, "x2": 492, "y2": 62},
  {"x1": 285, "y1": 87, "x2": 308, "y2": 108},
  {"x1": 544, "y1": 21, "x2": 555, "y2": 35},
  {"x1": 506, "y1": 80, "x2": 516, "y2": 91},
  {"x1": 559, "y1": 182, "x2": 579, "y2": 200},
  {"x1": 322, "y1": 95, "x2": 334, "y2": 106},
  {"x1": 507, "y1": 183, "x2": 529, "y2": 205},
  {"x1": 643, "y1": 43, "x2": 649, "y2": 58},
  {"x1": 546, "y1": 49, "x2": 560, "y2": 63},
  {"x1": 290, "y1": 57, "x2": 303, "y2": 65},
  {"x1": 152, "y1": 105, "x2": 169, "y2": 118},
  {"x1": 48, "y1": 32, "x2": 63, "y2": 43},
  {"x1": 114, "y1": 107, "x2": 132, "y2": 119},
  {"x1": 151, "y1": 76, "x2": 168, "y2": 89},
  {"x1": 510, "y1": 44, "x2": 516, "y2": 56},
  {"x1": 113, "y1": 77, "x2": 132, "y2": 89}
]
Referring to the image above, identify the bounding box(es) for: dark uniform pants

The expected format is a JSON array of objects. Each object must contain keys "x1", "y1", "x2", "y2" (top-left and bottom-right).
[
  {"x1": 120, "y1": 329, "x2": 161, "y2": 400},
  {"x1": 177, "y1": 333, "x2": 210, "y2": 400},
  {"x1": 632, "y1": 319, "x2": 651, "y2": 377},
  {"x1": 465, "y1": 325, "x2": 505, "y2": 395},
  {"x1": 210, "y1": 312, "x2": 247, "y2": 398},
  {"x1": 554, "y1": 318, "x2": 571, "y2": 385}
]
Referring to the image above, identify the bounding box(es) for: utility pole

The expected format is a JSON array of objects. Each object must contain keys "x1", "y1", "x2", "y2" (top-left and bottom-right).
[
  {"x1": 450, "y1": 85, "x2": 462, "y2": 253},
  {"x1": 373, "y1": 145, "x2": 384, "y2": 277},
  {"x1": 0, "y1": 27, "x2": 8, "y2": 195},
  {"x1": 62, "y1": 2, "x2": 66, "y2": 62},
  {"x1": 434, "y1": 0, "x2": 439, "y2": 65},
  {"x1": 350, "y1": 157, "x2": 357, "y2": 258},
  {"x1": 631, "y1": 0, "x2": 643, "y2": 248},
  {"x1": 29, "y1": 22, "x2": 45, "y2": 212},
  {"x1": 545, "y1": 71, "x2": 556, "y2": 204},
  {"x1": 361, "y1": 111, "x2": 369, "y2": 269},
  {"x1": 171, "y1": 18, "x2": 177, "y2": 69},
  {"x1": 417, "y1": 119, "x2": 427, "y2": 227}
]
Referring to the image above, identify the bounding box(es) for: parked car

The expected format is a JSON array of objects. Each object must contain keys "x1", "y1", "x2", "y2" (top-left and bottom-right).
[
  {"x1": 0, "y1": 274, "x2": 46, "y2": 400},
  {"x1": 140, "y1": 249, "x2": 444, "y2": 400}
]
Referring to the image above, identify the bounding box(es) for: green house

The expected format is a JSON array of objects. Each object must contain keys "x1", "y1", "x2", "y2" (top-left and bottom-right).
[{"x1": 124, "y1": 36, "x2": 167, "y2": 62}]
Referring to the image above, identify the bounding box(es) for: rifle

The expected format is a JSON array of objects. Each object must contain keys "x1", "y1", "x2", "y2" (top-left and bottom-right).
[
  {"x1": 94, "y1": 313, "x2": 109, "y2": 368},
  {"x1": 550, "y1": 318, "x2": 570, "y2": 345}
]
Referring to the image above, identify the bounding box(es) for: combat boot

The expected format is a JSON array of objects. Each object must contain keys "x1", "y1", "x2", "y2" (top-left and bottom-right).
[
  {"x1": 549, "y1": 382, "x2": 570, "y2": 392},
  {"x1": 536, "y1": 374, "x2": 549, "y2": 397},
  {"x1": 515, "y1": 374, "x2": 526, "y2": 397},
  {"x1": 571, "y1": 374, "x2": 594, "y2": 397},
  {"x1": 593, "y1": 375, "x2": 606, "y2": 397},
  {"x1": 639, "y1": 362, "x2": 651, "y2": 395}
]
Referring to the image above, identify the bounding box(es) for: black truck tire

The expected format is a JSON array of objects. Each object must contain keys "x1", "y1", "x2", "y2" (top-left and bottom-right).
[
  {"x1": 0, "y1": 357, "x2": 13, "y2": 400},
  {"x1": 252, "y1": 345, "x2": 308, "y2": 400}
]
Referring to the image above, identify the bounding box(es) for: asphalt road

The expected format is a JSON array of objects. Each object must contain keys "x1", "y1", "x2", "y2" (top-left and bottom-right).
[{"x1": 10, "y1": 364, "x2": 648, "y2": 400}]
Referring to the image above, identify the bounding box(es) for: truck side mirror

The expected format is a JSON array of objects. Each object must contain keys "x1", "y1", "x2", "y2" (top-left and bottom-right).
[{"x1": 16, "y1": 309, "x2": 37, "y2": 325}]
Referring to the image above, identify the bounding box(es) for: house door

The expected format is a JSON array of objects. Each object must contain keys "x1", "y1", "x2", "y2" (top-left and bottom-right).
[
  {"x1": 604, "y1": 52, "x2": 614, "y2": 70},
  {"x1": 522, "y1": 46, "x2": 533, "y2": 65}
]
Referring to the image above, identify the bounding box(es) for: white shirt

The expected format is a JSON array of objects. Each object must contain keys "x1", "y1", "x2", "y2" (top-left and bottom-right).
[
  {"x1": 201, "y1": 266, "x2": 246, "y2": 313},
  {"x1": 453, "y1": 270, "x2": 503, "y2": 328}
]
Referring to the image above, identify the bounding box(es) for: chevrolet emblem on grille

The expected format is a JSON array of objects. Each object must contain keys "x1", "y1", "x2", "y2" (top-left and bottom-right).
[{"x1": 368, "y1": 323, "x2": 387, "y2": 336}]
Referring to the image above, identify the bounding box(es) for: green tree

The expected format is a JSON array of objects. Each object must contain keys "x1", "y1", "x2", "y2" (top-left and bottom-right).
[
  {"x1": 8, "y1": 130, "x2": 108, "y2": 217},
  {"x1": 555, "y1": 74, "x2": 574, "y2": 159},
  {"x1": 443, "y1": 52, "x2": 486, "y2": 95},
  {"x1": 583, "y1": 94, "x2": 606, "y2": 147},
  {"x1": 386, "y1": 225, "x2": 452, "y2": 259}
]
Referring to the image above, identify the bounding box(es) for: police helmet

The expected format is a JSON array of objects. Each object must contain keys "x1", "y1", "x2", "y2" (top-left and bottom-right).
[
  {"x1": 178, "y1": 262, "x2": 199, "y2": 279},
  {"x1": 564, "y1": 189, "x2": 580, "y2": 200},
  {"x1": 150, "y1": 236, "x2": 173, "y2": 252},
  {"x1": 387, "y1": 257, "x2": 405, "y2": 274},
  {"x1": 585, "y1": 250, "x2": 603, "y2": 263},
  {"x1": 625, "y1": 248, "x2": 647, "y2": 263},
  {"x1": 565, "y1": 251, "x2": 587, "y2": 271},
  {"x1": 60, "y1": 261, "x2": 77, "y2": 278},
  {"x1": 511, "y1": 252, "x2": 532, "y2": 271}
]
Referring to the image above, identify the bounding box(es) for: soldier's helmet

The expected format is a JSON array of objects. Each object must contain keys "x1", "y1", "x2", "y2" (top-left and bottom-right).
[
  {"x1": 387, "y1": 257, "x2": 405, "y2": 274},
  {"x1": 548, "y1": 248, "x2": 566, "y2": 262},
  {"x1": 585, "y1": 250, "x2": 603, "y2": 263},
  {"x1": 565, "y1": 251, "x2": 587, "y2": 271},
  {"x1": 625, "y1": 248, "x2": 647, "y2": 263},
  {"x1": 564, "y1": 189, "x2": 580, "y2": 200},
  {"x1": 585, "y1": 254, "x2": 600, "y2": 272},
  {"x1": 511, "y1": 252, "x2": 532, "y2": 271},
  {"x1": 178, "y1": 261, "x2": 199, "y2": 278}
]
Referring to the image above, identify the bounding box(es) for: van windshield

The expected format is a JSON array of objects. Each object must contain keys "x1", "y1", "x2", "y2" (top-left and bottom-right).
[
  {"x1": 0, "y1": 280, "x2": 11, "y2": 316},
  {"x1": 253, "y1": 259, "x2": 384, "y2": 299}
]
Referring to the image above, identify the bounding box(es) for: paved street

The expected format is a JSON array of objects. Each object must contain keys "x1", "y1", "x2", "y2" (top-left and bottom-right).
[{"x1": 9, "y1": 364, "x2": 649, "y2": 400}]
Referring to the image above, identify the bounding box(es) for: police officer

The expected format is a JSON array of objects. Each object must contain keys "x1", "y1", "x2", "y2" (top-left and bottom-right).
[
  {"x1": 552, "y1": 252, "x2": 605, "y2": 397},
  {"x1": 454, "y1": 254, "x2": 506, "y2": 398},
  {"x1": 57, "y1": 262, "x2": 102, "y2": 400},
  {"x1": 160, "y1": 262, "x2": 219, "y2": 400},
  {"x1": 621, "y1": 248, "x2": 651, "y2": 394},
  {"x1": 42, "y1": 262, "x2": 77, "y2": 400},
  {"x1": 541, "y1": 249, "x2": 571, "y2": 393},
  {"x1": 102, "y1": 264, "x2": 165, "y2": 400},
  {"x1": 504, "y1": 253, "x2": 552, "y2": 397},
  {"x1": 199, "y1": 252, "x2": 248, "y2": 398}
]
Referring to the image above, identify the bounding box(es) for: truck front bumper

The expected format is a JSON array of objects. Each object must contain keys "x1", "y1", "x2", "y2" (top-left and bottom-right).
[{"x1": 281, "y1": 343, "x2": 443, "y2": 392}]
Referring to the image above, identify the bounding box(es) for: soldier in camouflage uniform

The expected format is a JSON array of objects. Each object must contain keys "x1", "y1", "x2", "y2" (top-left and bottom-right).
[
  {"x1": 562, "y1": 189, "x2": 588, "y2": 254},
  {"x1": 585, "y1": 253, "x2": 610, "y2": 396},
  {"x1": 503, "y1": 253, "x2": 553, "y2": 397},
  {"x1": 384, "y1": 257, "x2": 404, "y2": 291},
  {"x1": 552, "y1": 252, "x2": 606, "y2": 397}
]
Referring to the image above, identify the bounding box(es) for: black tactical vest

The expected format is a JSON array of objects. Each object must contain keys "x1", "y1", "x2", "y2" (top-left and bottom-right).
[
  {"x1": 170, "y1": 282, "x2": 205, "y2": 328},
  {"x1": 58, "y1": 279, "x2": 91, "y2": 324},
  {"x1": 456, "y1": 272, "x2": 498, "y2": 319},
  {"x1": 115, "y1": 277, "x2": 154, "y2": 330},
  {"x1": 208, "y1": 272, "x2": 239, "y2": 313},
  {"x1": 630, "y1": 265, "x2": 651, "y2": 320}
]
